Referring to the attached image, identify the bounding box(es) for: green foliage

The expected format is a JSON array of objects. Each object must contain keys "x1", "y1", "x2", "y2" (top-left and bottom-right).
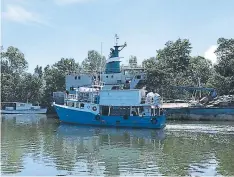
[
  {"x1": 1, "y1": 37, "x2": 233, "y2": 107},
  {"x1": 128, "y1": 55, "x2": 138, "y2": 68},
  {"x1": 34, "y1": 65, "x2": 43, "y2": 78},
  {"x1": 156, "y1": 38, "x2": 192, "y2": 72},
  {"x1": 211, "y1": 38, "x2": 234, "y2": 94},
  {"x1": 1, "y1": 46, "x2": 28, "y2": 74},
  {"x1": 142, "y1": 57, "x2": 157, "y2": 69},
  {"x1": 144, "y1": 39, "x2": 213, "y2": 99},
  {"x1": 188, "y1": 56, "x2": 212, "y2": 85},
  {"x1": 82, "y1": 50, "x2": 106, "y2": 74},
  {"x1": 42, "y1": 58, "x2": 80, "y2": 106},
  {"x1": 1, "y1": 46, "x2": 29, "y2": 102},
  {"x1": 215, "y1": 38, "x2": 234, "y2": 77}
]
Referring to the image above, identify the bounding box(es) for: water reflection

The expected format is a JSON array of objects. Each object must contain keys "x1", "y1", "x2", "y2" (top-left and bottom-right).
[{"x1": 1, "y1": 115, "x2": 234, "y2": 176}]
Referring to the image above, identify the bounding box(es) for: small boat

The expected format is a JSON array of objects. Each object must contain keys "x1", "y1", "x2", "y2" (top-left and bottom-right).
[
  {"x1": 53, "y1": 86, "x2": 166, "y2": 129},
  {"x1": 1, "y1": 102, "x2": 47, "y2": 114}
]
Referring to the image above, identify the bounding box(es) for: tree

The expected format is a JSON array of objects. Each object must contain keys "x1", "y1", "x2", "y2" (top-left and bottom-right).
[
  {"x1": 156, "y1": 38, "x2": 192, "y2": 73},
  {"x1": 42, "y1": 58, "x2": 80, "y2": 106},
  {"x1": 144, "y1": 39, "x2": 193, "y2": 99},
  {"x1": 188, "y1": 56, "x2": 212, "y2": 86},
  {"x1": 53, "y1": 58, "x2": 81, "y2": 75},
  {"x1": 34, "y1": 65, "x2": 43, "y2": 78},
  {"x1": 1, "y1": 46, "x2": 28, "y2": 74},
  {"x1": 142, "y1": 57, "x2": 158, "y2": 69},
  {"x1": 215, "y1": 38, "x2": 234, "y2": 77},
  {"x1": 128, "y1": 55, "x2": 138, "y2": 68},
  {"x1": 17, "y1": 73, "x2": 44, "y2": 104},
  {"x1": 1, "y1": 46, "x2": 28, "y2": 102},
  {"x1": 210, "y1": 38, "x2": 234, "y2": 94},
  {"x1": 81, "y1": 50, "x2": 106, "y2": 74}
]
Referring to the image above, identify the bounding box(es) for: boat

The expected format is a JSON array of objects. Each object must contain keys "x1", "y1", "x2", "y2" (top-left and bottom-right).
[
  {"x1": 53, "y1": 87, "x2": 166, "y2": 129},
  {"x1": 1, "y1": 102, "x2": 47, "y2": 114},
  {"x1": 53, "y1": 34, "x2": 147, "y2": 105},
  {"x1": 163, "y1": 86, "x2": 234, "y2": 121},
  {"x1": 53, "y1": 36, "x2": 166, "y2": 129}
]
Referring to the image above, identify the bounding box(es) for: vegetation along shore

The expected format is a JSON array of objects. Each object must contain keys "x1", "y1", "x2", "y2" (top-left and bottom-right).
[{"x1": 1, "y1": 37, "x2": 233, "y2": 113}]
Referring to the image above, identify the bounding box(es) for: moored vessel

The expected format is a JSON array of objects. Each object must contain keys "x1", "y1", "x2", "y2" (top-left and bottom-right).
[
  {"x1": 1, "y1": 102, "x2": 47, "y2": 114},
  {"x1": 53, "y1": 86, "x2": 166, "y2": 129},
  {"x1": 53, "y1": 36, "x2": 166, "y2": 129},
  {"x1": 163, "y1": 86, "x2": 234, "y2": 121}
]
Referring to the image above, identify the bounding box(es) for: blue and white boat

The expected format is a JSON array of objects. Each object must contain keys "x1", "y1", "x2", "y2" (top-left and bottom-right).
[
  {"x1": 53, "y1": 37, "x2": 166, "y2": 129},
  {"x1": 53, "y1": 86, "x2": 166, "y2": 129}
]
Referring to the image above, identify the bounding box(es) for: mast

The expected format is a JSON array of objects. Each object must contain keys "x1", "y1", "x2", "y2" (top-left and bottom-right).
[
  {"x1": 105, "y1": 34, "x2": 127, "y2": 74},
  {"x1": 100, "y1": 42, "x2": 103, "y2": 84},
  {"x1": 115, "y1": 34, "x2": 119, "y2": 46}
]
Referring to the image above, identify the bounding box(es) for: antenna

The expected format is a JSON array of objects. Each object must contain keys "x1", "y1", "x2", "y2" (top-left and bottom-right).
[
  {"x1": 99, "y1": 42, "x2": 103, "y2": 84},
  {"x1": 101, "y1": 42, "x2": 103, "y2": 56},
  {"x1": 115, "y1": 34, "x2": 119, "y2": 46}
]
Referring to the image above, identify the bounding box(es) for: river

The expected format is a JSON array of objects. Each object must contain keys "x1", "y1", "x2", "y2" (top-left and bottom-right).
[{"x1": 1, "y1": 114, "x2": 234, "y2": 176}]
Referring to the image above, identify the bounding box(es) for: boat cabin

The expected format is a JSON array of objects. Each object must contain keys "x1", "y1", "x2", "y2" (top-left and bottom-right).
[{"x1": 1, "y1": 102, "x2": 41, "y2": 111}]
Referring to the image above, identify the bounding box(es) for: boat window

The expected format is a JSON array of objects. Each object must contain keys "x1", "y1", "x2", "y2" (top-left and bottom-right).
[
  {"x1": 111, "y1": 86, "x2": 120, "y2": 90},
  {"x1": 75, "y1": 76, "x2": 77, "y2": 80},
  {"x1": 106, "y1": 75, "x2": 108, "y2": 78},
  {"x1": 101, "y1": 106, "x2": 109, "y2": 116},
  {"x1": 80, "y1": 103, "x2": 84, "y2": 108},
  {"x1": 111, "y1": 75, "x2": 113, "y2": 78},
  {"x1": 136, "y1": 75, "x2": 141, "y2": 79},
  {"x1": 67, "y1": 102, "x2": 73, "y2": 107},
  {"x1": 131, "y1": 106, "x2": 144, "y2": 116},
  {"x1": 110, "y1": 106, "x2": 130, "y2": 116},
  {"x1": 76, "y1": 102, "x2": 79, "y2": 108},
  {"x1": 78, "y1": 76, "x2": 81, "y2": 79}
]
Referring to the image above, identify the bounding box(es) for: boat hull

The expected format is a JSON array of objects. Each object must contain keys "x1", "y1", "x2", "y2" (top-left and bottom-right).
[
  {"x1": 54, "y1": 104, "x2": 166, "y2": 129},
  {"x1": 0, "y1": 108, "x2": 47, "y2": 114},
  {"x1": 165, "y1": 107, "x2": 234, "y2": 121}
]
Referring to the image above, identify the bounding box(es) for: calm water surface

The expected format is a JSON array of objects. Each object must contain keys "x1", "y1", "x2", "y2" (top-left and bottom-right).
[{"x1": 1, "y1": 114, "x2": 234, "y2": 176}]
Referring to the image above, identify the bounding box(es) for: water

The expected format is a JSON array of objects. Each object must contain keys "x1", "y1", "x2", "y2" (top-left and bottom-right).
[{"x1": 1, "y1": 114, "x2": 234, "y2": 176}]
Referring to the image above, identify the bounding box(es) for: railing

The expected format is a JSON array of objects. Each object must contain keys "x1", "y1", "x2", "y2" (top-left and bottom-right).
[{"x1": 66, "y1": 94, "x2": 77, "y2": 100}]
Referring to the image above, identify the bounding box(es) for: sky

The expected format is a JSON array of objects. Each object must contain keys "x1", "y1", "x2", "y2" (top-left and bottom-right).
[{"x1": 1, "y1": 0, "x2": 234, "y2": 73}]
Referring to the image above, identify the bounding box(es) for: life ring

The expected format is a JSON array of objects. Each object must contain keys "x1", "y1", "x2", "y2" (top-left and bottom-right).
[
  {"x1": 92, "y1": 106, "x2": 97, "y2": 111},
  {"x1": 95, "y1": 114, "x2": 101, "y2": 120},
  {"x1": 151, "y1": 117, "x2": 157, "y2": 124}
]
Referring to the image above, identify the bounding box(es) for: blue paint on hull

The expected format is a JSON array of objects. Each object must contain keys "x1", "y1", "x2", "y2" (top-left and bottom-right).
[
  {"x1": 166, "y1": 107, "x2": 234, "y2": 115},
  {"x1": 54, "y1": 105, "x2": 166, "y2": 129},
  {"x1": 165, "y1": 107, "x2": 234, "y2": 121}
]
